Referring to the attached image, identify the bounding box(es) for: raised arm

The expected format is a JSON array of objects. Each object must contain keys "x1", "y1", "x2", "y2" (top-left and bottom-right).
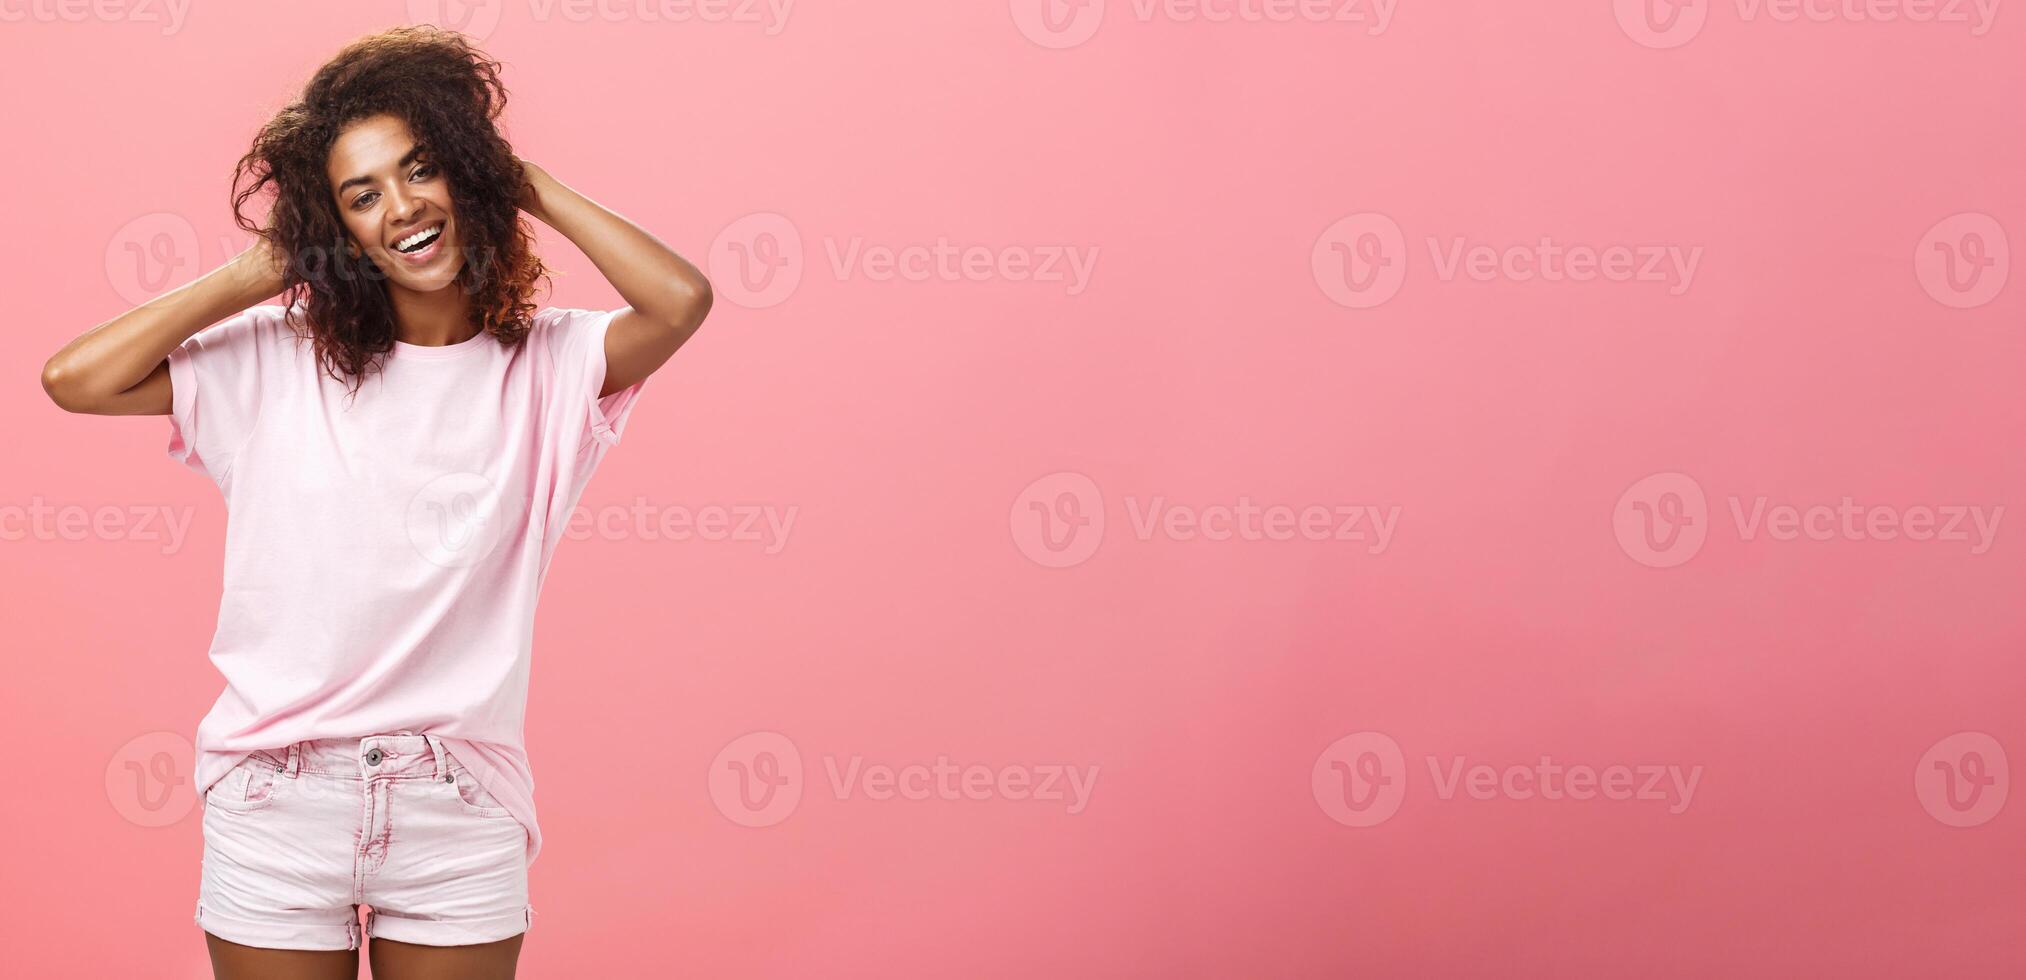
[
  {"x1": 41, "y1": 241, "x2": 285, "y2": 416},
  {"x1": 515, "y1": 159, "x2": 713, "y2": 397}
]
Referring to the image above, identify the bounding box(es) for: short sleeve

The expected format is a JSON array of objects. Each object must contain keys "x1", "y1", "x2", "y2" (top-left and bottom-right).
[
  {"x1": 539, "y1": 307, "x2": 647, "y2": 457},
  {"x1": 166, "y1": 306, "x2": 276, "y2": 483}
]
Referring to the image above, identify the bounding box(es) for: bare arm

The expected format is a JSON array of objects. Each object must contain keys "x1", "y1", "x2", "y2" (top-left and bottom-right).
[
  {"x1": 516, "y1": 159, "x2": 713, "y2": 398},
  {"x1": 41, "y1": 241, "x2": 286, "y2": 416}
]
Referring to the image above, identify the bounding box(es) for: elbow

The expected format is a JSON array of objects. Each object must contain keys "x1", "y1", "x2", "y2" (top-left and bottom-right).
[
  {"x1": 670, "y1": 274, "x2": 713, "y2": 335},
  {"x1": 41, "y1": 352, "x2": 124, "y2": 415},
  {"x1": 40, "y1": 357, "x2": 88, "y2": 414},
  {"x1": 688, "y1": 275, "x2": 714, "y2": 325}
]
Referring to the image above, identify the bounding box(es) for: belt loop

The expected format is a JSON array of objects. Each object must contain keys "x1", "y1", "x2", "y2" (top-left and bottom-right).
[
  {"x1": 426, "y1": 734, "x2": 450, "y2": 780},
  {"x1": 286, "y1": 742, "x2": 301, "y2": 777}
]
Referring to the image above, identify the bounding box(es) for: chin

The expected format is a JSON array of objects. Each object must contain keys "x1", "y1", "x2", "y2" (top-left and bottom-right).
[
  {"x1": 393, "y1": 265, "x2": 465, "y2": 293},
  {"x1": 380, "y1": 249, "x2": 465, "y2": 292}
]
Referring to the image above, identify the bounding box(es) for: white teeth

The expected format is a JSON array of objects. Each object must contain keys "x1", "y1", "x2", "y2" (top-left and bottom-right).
[{"x1": 396, "y1": 223, "x2": 442, "y2": 252}]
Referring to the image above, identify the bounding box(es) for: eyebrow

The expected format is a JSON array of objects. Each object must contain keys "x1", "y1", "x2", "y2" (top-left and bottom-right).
[{"x1": 336, "y1": 145, "x2": 426, "y2": 197}]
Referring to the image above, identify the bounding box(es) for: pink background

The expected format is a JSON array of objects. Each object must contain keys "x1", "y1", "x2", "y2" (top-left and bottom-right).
[{"x1": 4, "y1": 1, "x2": 2023, "y2": 976}]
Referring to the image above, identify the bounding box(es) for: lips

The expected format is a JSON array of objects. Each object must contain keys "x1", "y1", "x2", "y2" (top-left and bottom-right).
[{"x1": 389, "y1": 220, "x2": 447, "y2": 266}]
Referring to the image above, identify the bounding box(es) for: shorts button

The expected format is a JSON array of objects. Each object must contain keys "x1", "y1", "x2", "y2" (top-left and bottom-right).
[{"x1": 364, "y1": 748, "x2": 384, "y2": 766}]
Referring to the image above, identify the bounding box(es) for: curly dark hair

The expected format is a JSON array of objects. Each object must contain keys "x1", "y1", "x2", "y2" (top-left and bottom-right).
[{"x1": 230, "y1": 25, "x2": 549, "y2": 394}]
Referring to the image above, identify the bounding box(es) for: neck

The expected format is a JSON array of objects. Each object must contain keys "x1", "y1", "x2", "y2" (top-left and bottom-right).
[{"x1": 388, "y1": 281, "x2": 476, "y2": 347}]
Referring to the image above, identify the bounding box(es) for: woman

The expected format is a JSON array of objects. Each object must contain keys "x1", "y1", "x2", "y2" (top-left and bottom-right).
[{"x1": 40, "y1": 26, "x2": 711, "y2": 979}]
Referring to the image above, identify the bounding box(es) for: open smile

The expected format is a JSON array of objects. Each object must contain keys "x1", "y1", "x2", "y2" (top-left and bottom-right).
[{"x1": 389, "y1": 220, "x2": 448, "y2": 265}]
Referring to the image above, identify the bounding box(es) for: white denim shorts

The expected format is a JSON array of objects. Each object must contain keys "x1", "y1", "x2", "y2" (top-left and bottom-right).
[{"x1": 195, "y1": 731, "x2": 533, "y2": 950}]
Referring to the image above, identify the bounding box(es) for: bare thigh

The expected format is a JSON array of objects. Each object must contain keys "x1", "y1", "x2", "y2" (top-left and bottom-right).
[
  {"x1": 368, "y1": 933, "x2": 525, "y2": 980},
  {"x1": 205, "y1": 930, "x2": 359, "y2": 980}
]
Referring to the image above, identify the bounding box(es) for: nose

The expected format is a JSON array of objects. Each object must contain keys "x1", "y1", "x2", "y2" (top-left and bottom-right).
[{"x1": 387, "y1": 185, "x2": 424, "y2": 227}]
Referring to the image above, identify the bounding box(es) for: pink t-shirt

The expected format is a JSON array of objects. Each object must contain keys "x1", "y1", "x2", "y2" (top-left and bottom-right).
[{"x1": 166, "y1": 300, "x2": 646, "y2": 868}]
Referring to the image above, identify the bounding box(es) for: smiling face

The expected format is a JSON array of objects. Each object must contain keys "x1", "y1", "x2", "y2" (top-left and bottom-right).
[{"x1": 326, "y1": 113, "x2": 463, "y2": 293}]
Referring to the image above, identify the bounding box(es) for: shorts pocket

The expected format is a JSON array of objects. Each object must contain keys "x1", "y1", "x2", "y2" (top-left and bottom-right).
[
  {"x1": 204, "y1": 754, "x2": 283, "y2": 814},
  {"x1": 449, "y1": 767, "x2": 513, "y2": 819}
]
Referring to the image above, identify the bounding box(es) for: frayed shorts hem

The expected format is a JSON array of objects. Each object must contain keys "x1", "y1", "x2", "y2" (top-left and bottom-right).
[
  {"x1": 195, "y1": 900, "x2": 534, "y2": 951},
  {"x1": 195, "y1": 900, "x2": 361, "y2": 951},
  {"x1": 367, "y1": 904, "x2": 534, "y2": 947}
]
